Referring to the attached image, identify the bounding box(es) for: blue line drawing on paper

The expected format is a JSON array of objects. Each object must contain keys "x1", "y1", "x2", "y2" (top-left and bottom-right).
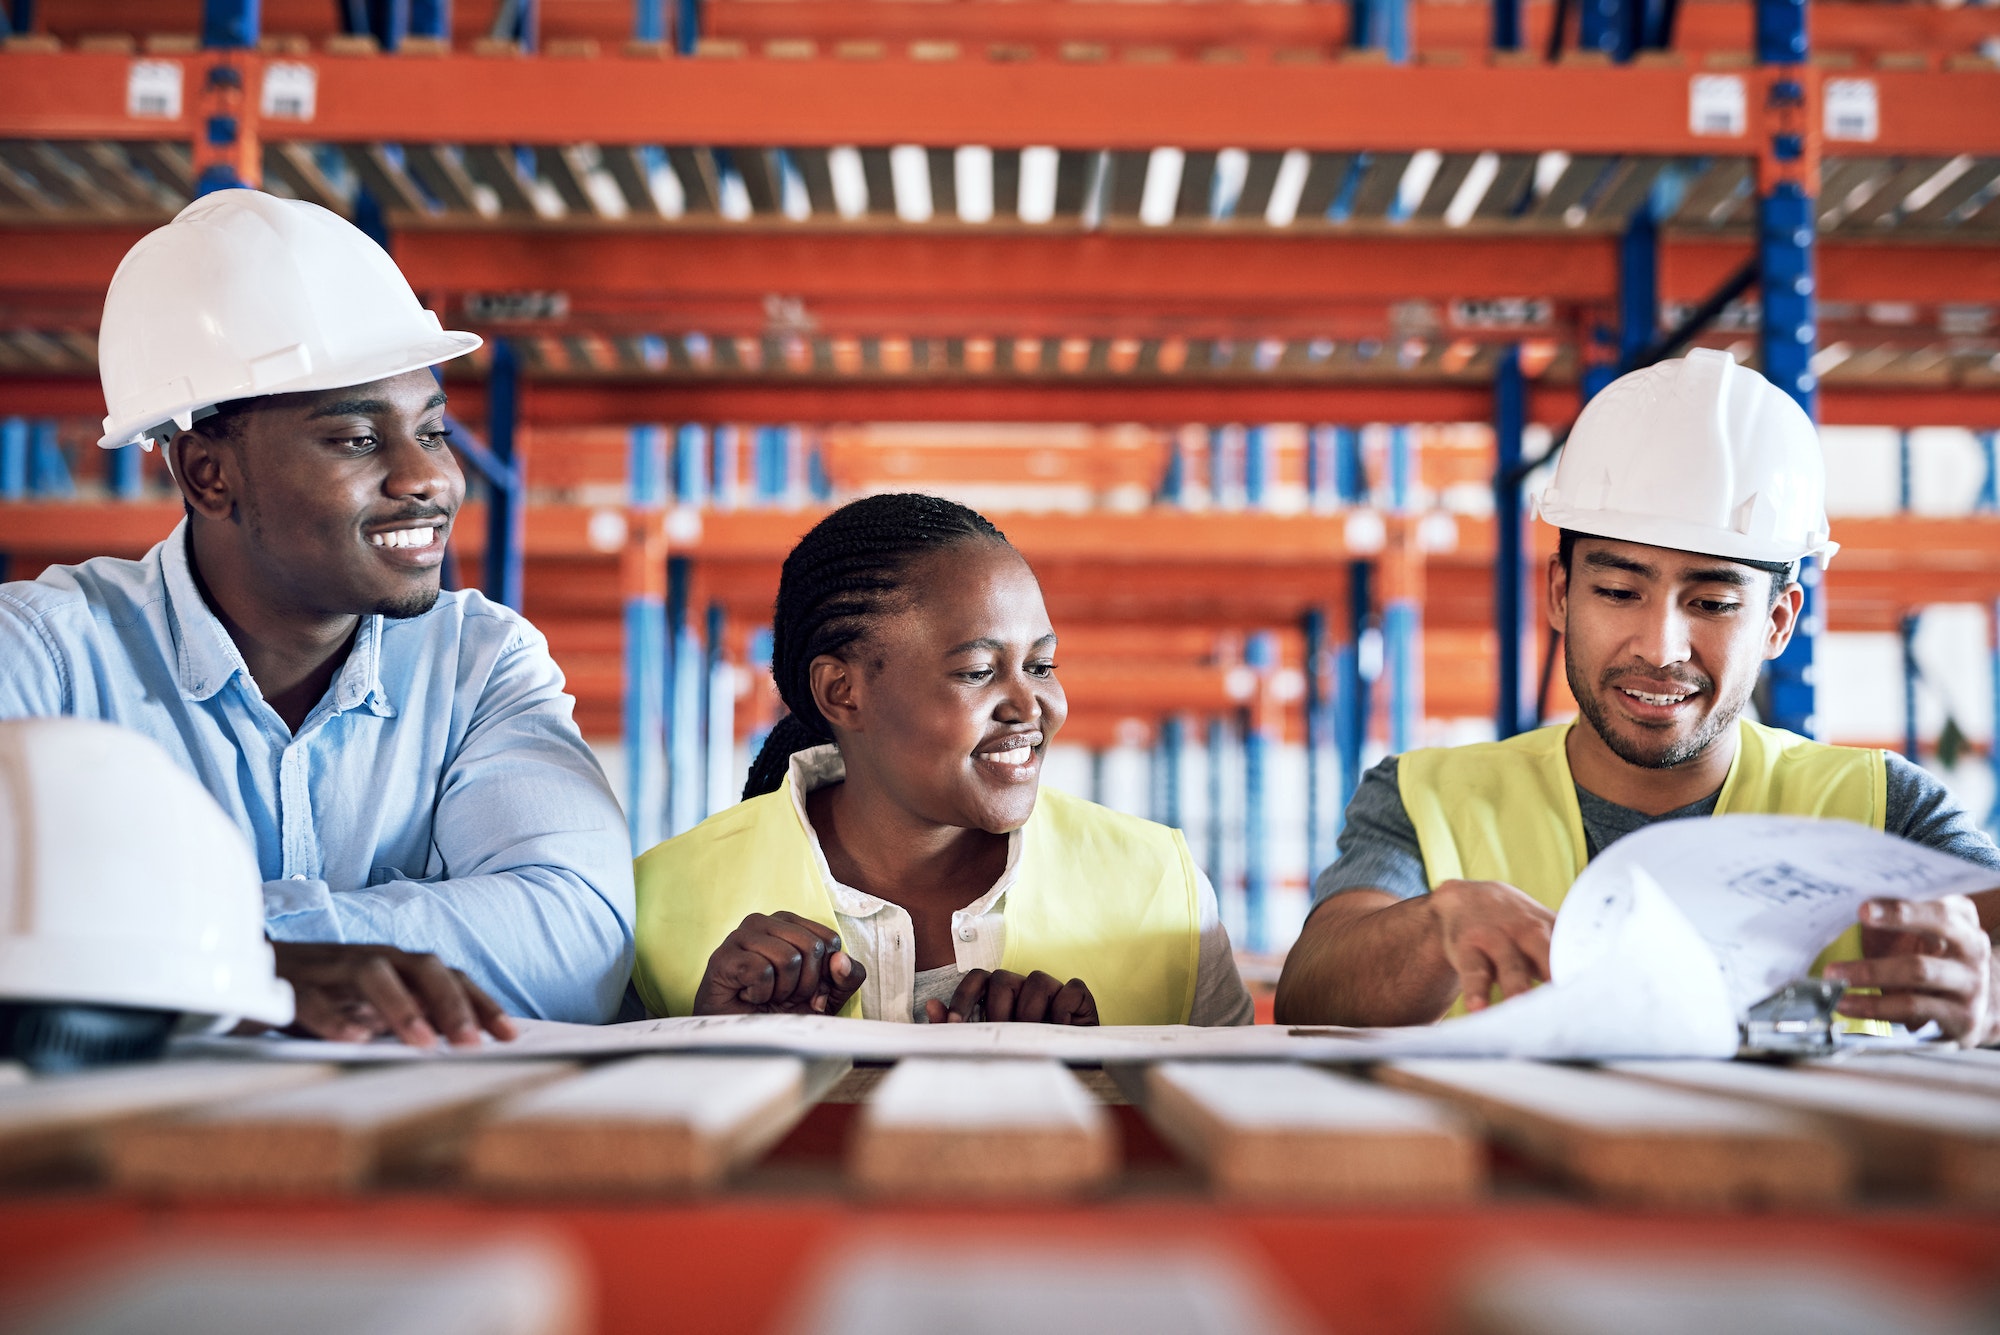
[{"x1": 1727, "y1": 861, "x2": 1848, "y2": 907}]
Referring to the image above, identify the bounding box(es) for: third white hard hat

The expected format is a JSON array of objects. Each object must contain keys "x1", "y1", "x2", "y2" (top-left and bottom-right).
[
  {"x1": 0, "y1": 718, "x2": 294, "y2": 1035},
  {"x1": 96, "y1": 190, "x2": 481, "y2": 451},
  {"x1": 1536, "y1": 348, "x2": 1837, "y2": 568}
]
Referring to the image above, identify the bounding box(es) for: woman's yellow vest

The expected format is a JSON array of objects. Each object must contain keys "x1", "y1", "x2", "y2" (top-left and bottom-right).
[
  {"x1": 631, "y1": 778, "x2": 1202, "y2": 1025},
  {"x1": 1399, "y1": 718, "x2": 1887, "y2": 1015}
]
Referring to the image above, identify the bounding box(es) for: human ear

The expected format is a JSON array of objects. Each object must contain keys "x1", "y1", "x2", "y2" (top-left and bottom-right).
[
  {"x1": 171, "y1": 430, "x2": 236, "y2": 522},
  {"x1": 1545, "y1": 553, "x2": 1569, "y2": 633},
  {"x1": 1763, "y1": 581, "x2": 1805, "y2": 660},
  {"x1": 809, "y1": 654, "x2": 863, "y2": 733}
]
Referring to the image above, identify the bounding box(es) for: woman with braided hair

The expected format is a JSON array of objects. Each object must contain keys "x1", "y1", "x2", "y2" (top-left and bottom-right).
[{"x1": 631, "y1": 492, "x2": 1253, "y2": 1026}]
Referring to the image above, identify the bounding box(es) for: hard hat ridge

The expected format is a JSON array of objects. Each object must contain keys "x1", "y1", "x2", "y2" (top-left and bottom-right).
[
  {"x1": 1536, "y1": 349, "x2": 1838, "y2": 569},
  {"x1": 96, "y1": 191, "x2": 481, "y2": 451}
]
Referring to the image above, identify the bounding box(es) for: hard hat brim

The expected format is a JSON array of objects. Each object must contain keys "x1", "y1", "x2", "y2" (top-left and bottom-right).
[
  {"x1": 0, "y1": 935, "x2": 296, "y2": 1028},
  {"x1": 97, "y1": 330, "x2": 483, "y2": 450},
  {"x1": 1538, "y1": 500, "x2": 1838, "y2": 569}
]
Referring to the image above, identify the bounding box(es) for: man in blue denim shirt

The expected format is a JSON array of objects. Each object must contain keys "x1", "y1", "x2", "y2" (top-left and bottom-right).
[{"x1": 0, "y1": 192, "x2": 634, "y2": 1045}]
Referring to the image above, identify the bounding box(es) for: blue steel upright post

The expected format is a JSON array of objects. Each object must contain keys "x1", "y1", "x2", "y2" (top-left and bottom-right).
[
  {"x1": 1334, "y1": 425, "x2": 1371, "y2": 816},
  {"x1": 1756, "y1": 0, "x2": 1821, "y2": 737},
  {"x1": 483, "y1": 340, "x2": 525, "y2": 610},
  {"x1": 195, "y1": 1, "x2": 261, "y2": 195}
]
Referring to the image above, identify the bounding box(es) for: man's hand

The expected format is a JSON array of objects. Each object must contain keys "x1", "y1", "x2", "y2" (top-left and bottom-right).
[
  {"x1": 1429, "y1": 879, "x2": 1557, "y2": 1012},
  {"x1": 693, "y1": 911, "x2": 866, "y2": 1016},
  {"x1": 271, "y1": 942, "x2": 516, "y2": 1048},
  {"x1": 924, "y1": 969, "x2": 1098, "y2": 1026},
  {"x1": 1826, "y1": 895, "x2": 1997, "y2": 1046}
]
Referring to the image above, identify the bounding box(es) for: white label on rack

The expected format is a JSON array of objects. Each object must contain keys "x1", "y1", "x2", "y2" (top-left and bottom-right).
[
  {"x1": 261, "y1": 61, "x2": 318, "y2": 121},
  {"x1": 1824, "y1": 78, "x2": 1879, "y2": 143},
  {"x1": 126, "y1": 60, "x2": 183, "y2": 120},
  {"x1": 1688, "y1": 74, "x2": 1746, "y2": 138}
]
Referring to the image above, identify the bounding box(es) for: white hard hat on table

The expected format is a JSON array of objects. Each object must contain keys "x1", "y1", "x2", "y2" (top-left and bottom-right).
[
  {"x1": 95, "y1": 190, "x2": 481, "y2": 451},
  {"x1": 0, "y1": 718, "x2": 294, "y2": 1028},
  {"x1": 1536, "y1": 348, "x2": 1838, "y2": 568}
]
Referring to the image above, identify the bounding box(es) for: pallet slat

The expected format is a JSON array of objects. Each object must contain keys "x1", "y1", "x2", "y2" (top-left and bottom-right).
[
  {"x1": 1128, "y1": 1061, "x2": 1483, "y2": 1202},
  {"x1": 849, "y1": 1058, "x2": 1116, "y2": 1199},
  {"x1": 104, "y1": 1061, "x2": 573, "y2": 1194},
  {"x1": 1608, "y1": 1059, "x2": 2000, "y2": 1202},
  {"x1": 1805, "y1": 1052, "x2": 2000, "y2": 1099},
  {"x1": 465, "y1": 1055, "x2": 847, "y2": 1193},
  {"x1": 1379, "y1": 1059, "x2": 1849, "y2": 1206},
  {"x1": 0, "y1": 1062, "x2": 336, "y2": 1179}
]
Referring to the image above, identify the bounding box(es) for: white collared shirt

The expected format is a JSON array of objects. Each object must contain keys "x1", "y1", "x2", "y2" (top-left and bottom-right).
[{"x1": 784, "y1": 744, "x2": 1254, "y2": 1025}]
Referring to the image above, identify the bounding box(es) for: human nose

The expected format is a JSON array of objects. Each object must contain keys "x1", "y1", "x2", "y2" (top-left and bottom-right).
[
  {"x1": 383, "y1": 430, "x2": 458, "y2": 503},
  {"x1": 1630, "y1": 600, "x2": 1693, "y2": 668},
  {"x1": 993, "y1": 670, "x2": 1039, "y2": 724}
]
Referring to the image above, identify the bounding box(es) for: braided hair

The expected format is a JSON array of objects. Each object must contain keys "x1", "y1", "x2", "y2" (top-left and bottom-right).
[{"x1": 742, "y1": 492, "x2": 1010, "y2": 799}]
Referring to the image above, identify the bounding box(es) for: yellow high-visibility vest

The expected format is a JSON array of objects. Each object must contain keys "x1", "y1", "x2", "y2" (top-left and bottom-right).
[
  {"x1": 632, "y1": 777, "x2": 1201, "y2": 1025},
  {"x1": 1398, "y1": 718, "x2": 1886, "y2": 1014}
]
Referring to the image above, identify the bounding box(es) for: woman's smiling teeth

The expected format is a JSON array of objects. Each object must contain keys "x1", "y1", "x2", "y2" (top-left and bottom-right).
[
  {"x1": 370, "y1": 526, "x2": 436, "y2": 549},
  {"x1": 986, "y1": 746, "x2": 1032, "y2": 765}
]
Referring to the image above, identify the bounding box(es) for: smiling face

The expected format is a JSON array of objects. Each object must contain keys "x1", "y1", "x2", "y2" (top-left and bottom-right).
[
  {"x1": 1553, "y1": 536, "x2": 1800, "y2": 770},
  {"x1": 178, "y1": 370, "x2": 464, "y2": 620},
  {"x1": 813, "y1": 540, "x2": 1067, "y2": 835}
]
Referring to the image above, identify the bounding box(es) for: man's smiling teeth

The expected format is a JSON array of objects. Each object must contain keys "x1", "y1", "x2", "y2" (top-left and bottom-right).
[
  {"x1": 984, "y1": 746, "x2": 1032, "y2": 765},
  {"x1": 370, "y1": 527, "x2": 435, "y2": 549},
  {"x1": 1623, "y1": 688, "x2": 1690, "y2": 706}
]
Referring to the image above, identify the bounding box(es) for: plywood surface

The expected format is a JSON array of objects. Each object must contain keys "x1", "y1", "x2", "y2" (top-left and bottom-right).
[
  {"x1": 849, "y1": 1059, "x2": 1116, "y2": 1199},
  {"x1": 1133, "y1": 1061, "x2": 1483, "y2": 1202},
  {"x1": 1379, "y1": 1059, "x2": 1850, "y2": 1206}
]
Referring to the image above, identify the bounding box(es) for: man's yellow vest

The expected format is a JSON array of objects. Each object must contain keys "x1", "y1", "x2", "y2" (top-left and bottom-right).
[
  {"x1": 632, "y1": 778, "x2": 1202, "y2": 1025},
  {"x1": 1398, "y1": 718, "x2": 1887, "y2": 1015}
]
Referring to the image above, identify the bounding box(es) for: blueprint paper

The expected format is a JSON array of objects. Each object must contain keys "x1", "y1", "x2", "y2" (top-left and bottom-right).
[{"x1": 171, "y1": 817, "x2": 1994, "y2": 1066}]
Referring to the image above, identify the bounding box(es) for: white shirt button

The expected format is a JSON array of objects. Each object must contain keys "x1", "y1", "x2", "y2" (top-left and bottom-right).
[
  {"x1": 958, "y1": 928, "x2": 975, "y2": 942},
  {"x1": 289, "y1": 873, "x2": 306, "y2": 881}
]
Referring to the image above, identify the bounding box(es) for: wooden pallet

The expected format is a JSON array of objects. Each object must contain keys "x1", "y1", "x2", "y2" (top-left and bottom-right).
[{"x1": 1378, "y1": 1059, "x2": 1851, "y2": 1206}]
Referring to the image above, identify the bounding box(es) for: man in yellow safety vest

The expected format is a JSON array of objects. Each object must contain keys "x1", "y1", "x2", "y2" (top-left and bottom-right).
[{"x1": 1275, "y1": 350, "x2": 1998, "y2": 1047}]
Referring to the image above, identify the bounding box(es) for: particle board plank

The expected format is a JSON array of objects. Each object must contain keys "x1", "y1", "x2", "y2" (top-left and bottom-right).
[
  {"x1": 52, "y1": 141, "x2": 162, "y2": 212},
  {"x1": 1378, "y1": 1059, "x2": 1849, "y2": 1207},
  {"x1": 849, "y1": 1058, "x2": 1116, "y2": 1199},
  {"x1": 1526, "y1": 153, "x2": 1614, "y2": 221},
  {"x1": 859, "y1": 146, "x2": 895, "y2": 216},
  {"x1": 1053, "y1": 149, "x2": 1096, "y2": 218},
  {"x1": 790, "y1": 145, "x2": 836, "y2": 216},
  {"x1": 1176, "y1": 148, "x2": 1217, "y2": 222},
  {"x1": 1106, "y1": 148, "x2": 1150, "y2": 219},
  {"x1": 466, "y1": 1055, "x2": 848, "y2": 1194},
  {"x1": 1412, "y1": 152, "x2": 1478, "y2": 220},
  {"x1": 665, "y1": 145, "x2": 720, "y2": 215},
  {"x1": 989, "y1": 147, "x2": 1020, "y2": 220},
  {"x1": 401, "y1": 143, "x2": 482, "y2": 215},
  {"x1": 104, "y1": 1062, "x2": 573, "y2": 1195},
  {"x1": 1346, "y1": 151, "x2": 1415, "y2": 221},
  {"x1": 596, "y1": 143, "x2": 660, "y2": 217},
  {"x1": 1671, "y1": 157, "x2": 1751, "y2": 226},
  {"x1": 1579, "y1": 156, "x2": 1664, "y2": 227},
  {"x1": 1124, "y1": 1061, "x2": 1482, "y2": 1203},
  {"x1": 1903, "y1": 157, "x2": 2000, "y2": 227},
  {"x1": 1231, "y1": 150, "x2": 1286, "y2": 222},
  {"x1": 1840, "y1": 156, "x2": 1951, "y2": 229},
  {"x1": 122, "y1": 139, "x2": 194, "y2": 200},
  {"x1": 341, "y1": 143, "x2": 430, "y2": 215},
  {"x1": 1608, "y1": 1059, "x2": 2000, "y2": 1202},
  {"x1": 925, "y1": 146, "x2": 958, "y2": 219},
  {"x1": 1293, "y1": 151, "x2": 1353, "y2": 222},
  {"x1": 1469, "y1": 152, "x2": 1536, "y2": 219},
  {"x1": 533, "y1": 145, "x2": 597, "y2": 215},
  {"x1": 262, "y1": 142, "x2": 346, "y2": 211},
  {"x1": 730, "y1": 146, "x2": 783, "y2": 215},
  {"x1": 0, "y1": 1062, "x2": 336, "y2": 1180},
  {"x1": 1804, "y1": 1052, "x2": 2000, "y2": 1099}
]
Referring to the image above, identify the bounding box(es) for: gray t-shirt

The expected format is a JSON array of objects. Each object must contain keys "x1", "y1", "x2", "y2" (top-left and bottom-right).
[{"x1": 1314, "y1": 749, "x2": 2000, "y2": 905}]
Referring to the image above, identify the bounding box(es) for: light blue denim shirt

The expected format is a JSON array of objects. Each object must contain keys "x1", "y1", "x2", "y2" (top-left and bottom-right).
[{"x1": 0, "y1": 521, "x2": 635, "y2": 1023}]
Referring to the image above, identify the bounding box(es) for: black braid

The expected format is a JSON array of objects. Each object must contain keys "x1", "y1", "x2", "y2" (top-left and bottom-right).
[{"x1": 743, "y1": 493, "x2": 1009, "y2": 799}]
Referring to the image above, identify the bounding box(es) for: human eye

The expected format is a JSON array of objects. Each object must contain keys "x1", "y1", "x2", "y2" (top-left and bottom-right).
[
  {"x1": 1592, "y1": 584, "x2": 1638, "y2": 603},
  {"x1": 1694, "y1": 597, "x2": 1741, "y2": 615},
  {"x1": 418, "y1": 424, "x2": 454, "y2": 449},
  {"x1": 331, "y1": 433, "x2": 378, "y2": 453},
  {"x1": 957, "y1": 666, "x2": 995, "y2": 684},
  {"x1": 1025, "y1": 659, "x2": 1058, "y2": 678}
]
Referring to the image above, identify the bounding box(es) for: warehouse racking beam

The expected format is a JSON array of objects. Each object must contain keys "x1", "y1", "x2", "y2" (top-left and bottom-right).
[{"x1": 1, "y1": 50, "x2": 1997, "y2": 157}]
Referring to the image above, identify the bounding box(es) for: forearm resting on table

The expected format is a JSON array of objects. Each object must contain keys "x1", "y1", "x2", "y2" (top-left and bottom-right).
[{"x1": 1274, "y1": 889, "x2": 1458, "y2": 1028}]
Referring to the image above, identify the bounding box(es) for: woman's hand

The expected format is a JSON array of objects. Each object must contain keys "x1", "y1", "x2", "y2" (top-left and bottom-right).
[
  {"x1": 692, "y1": 911, "x2": 867, "y2": 1016},
  {"x1": 925, "y1": 969, "x2": 1098, "y2": 1026}
]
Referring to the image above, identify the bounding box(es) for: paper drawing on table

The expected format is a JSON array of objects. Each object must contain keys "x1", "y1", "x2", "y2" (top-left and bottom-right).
[{"x1": 1727, "y1": 861, "x2": 1849, "y2": 907}]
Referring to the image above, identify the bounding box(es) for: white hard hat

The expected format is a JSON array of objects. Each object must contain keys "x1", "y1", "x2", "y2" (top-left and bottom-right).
[
  {"x1": 96, "y1": 190, "x2": 481, "y2": 451},
  {"x1": 1537, "y1": 348, "x2": 1838, "y2": 568},
  {"x1": 0, "y1": 718, "x2": 294, "y2": 1028}
]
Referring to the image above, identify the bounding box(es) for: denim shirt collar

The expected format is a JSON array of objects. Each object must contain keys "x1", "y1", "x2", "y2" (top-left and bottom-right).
[{"x1": 161, "y1": 520, "x2": 393, "y2": 718}]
